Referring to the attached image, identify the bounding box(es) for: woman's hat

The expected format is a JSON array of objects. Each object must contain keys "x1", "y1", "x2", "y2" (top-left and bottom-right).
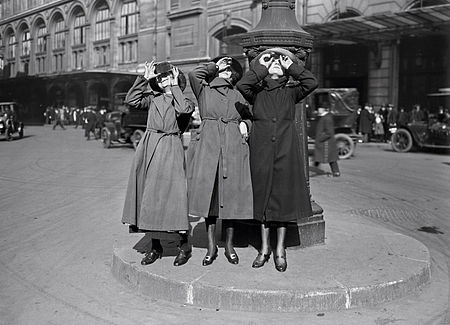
[
  {"x1": 149, "y1": 61, "x2": 187, "y2": 92},
  {"x1": 212, "y1": 56, "x2": 243, "y2": 81}
]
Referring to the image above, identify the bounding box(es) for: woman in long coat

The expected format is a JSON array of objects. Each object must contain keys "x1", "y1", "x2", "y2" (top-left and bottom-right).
[
  {"x1": 122, "y1": 61, "x2": 194, "y2": 266},
  {"x1": 314, "y1": 107, "x2": 340, "y2": 176},
  {"x1": 237, "y1": 48, "x2": 318, "y2": 272},
  {"x1": 187, "y1": 56, "x2": 253, "y2": 266}
]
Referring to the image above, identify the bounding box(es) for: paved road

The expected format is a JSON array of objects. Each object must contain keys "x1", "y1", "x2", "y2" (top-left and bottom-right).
[{"x1": 0, "y1": 126, "x2": 448, "y2": 325}]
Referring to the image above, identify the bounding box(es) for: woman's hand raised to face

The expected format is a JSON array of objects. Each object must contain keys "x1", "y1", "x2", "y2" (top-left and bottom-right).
[
  {"x1": 171, "y1": 66, "x2": 179, "y2": 86},
  {"x1": 143, "y1": 61, "x2": 158, "y2": 80},
  {"x1": 216, "y1": 57, "x2": 231, "y2": 72},
  {"x1": 279, "y1": 55, "x2": 293, "y2": 70},
  {"x1": 259, "y1": 53, "x2": 274, "y2": 68}
]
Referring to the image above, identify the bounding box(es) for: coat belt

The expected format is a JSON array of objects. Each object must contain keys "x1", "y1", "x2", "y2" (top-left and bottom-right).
[
  {"x1": 202, "y1": 117, "x2": 240, "y2": 208},
  {"x1": 146, "y1": 128, "x2": 181, "y2": 136}
]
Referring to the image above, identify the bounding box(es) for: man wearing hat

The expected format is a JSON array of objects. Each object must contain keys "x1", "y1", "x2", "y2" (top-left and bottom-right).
[
  {"x1": 237, "y1": 48, "x2": 318, "y2": 272},
  {"x1": 187, "y1": 56, "x2": 253, "y2": 266}
]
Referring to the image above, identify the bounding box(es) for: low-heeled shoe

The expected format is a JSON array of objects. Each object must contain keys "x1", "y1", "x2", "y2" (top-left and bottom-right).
[
  {"x1": 274, "y1": 255, "x2": 287, "y2": 272},
  {"x1": 173, "y1": 249, "x2": 192, "y2": 266},
  {"x1": 202, "y1": 247, "x2": 218, "y2": 266},
  {"x1": 141, "y1": 249, "x2": 162, "y2": 265},
  {"x1": 252, "y1": 252, "x2": 270, "y2": 268},
  {"x1": 224, "y1": 250, "x2": 239, "y2": 265}
]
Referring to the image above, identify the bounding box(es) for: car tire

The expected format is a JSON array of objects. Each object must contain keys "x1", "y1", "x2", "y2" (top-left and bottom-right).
[
  {"x1": 131, "y1": 129, "x2": 144, "y2": 150},
  {"x1": 101, "y1": 127, "x2": 112, "y2": 148},
  {"x1": 335, "y1": 133, "x2": 354, "y2": 160},
  {"x1": 391, "y1": 128, "x2": 413, "y2": 152}
]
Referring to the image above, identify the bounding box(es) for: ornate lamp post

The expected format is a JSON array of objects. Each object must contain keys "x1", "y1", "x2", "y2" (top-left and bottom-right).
[{"x1": 236, "y1": 0, "x2": 324, "y2": 247}]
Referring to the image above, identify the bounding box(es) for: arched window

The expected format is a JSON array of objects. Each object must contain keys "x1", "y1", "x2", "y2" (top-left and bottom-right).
[
  {"x1": 120, "y1": 1, "x2": 138, "y2": 36},
  {"x1": 118, "y1": 1, "x2": 138, "y2": 64},
  {"x1": 95, "y1": 5, "x2": 110, "y2": 41},
  {"x1": 73, "y1": 13, "x2": 85, "y2": 45},
  {"x1": 21, "y1": 29, "x2": 31, "y2": 56},
  {"x1": 7, "y1": 33, "x2": 16, "y2": 59},
  {"x1": 54, "y1": 18, "x2": 65, "y2": 49},
  {"x1": 36, "y1": 25, "x2": 47, "y2": 53}
]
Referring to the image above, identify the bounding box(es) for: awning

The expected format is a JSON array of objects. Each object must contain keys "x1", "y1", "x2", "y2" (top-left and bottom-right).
[{"x1": 303, "y1": 4, "x2": 450, "y2": 44}]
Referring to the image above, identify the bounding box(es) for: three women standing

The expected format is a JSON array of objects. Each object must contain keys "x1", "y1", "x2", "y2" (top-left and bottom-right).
[{"x1": 187, "y1": 56, "x2": 253, "y2": 266}]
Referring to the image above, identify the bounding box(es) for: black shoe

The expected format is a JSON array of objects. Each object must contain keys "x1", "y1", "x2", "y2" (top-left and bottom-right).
[
  {"x1": 252, "y1": 251, "x2": 271, "y2": 268},
  {"x1": 202, "y1": 246, "x2": 218, "y2": 266},
  {"x1": 141, "y1": 249, "x2": 162, "y2": 265},
  {"x1": 332, "y1": 172, "x2": 341, "y2": 177},
  {"x1": 224, "y1": 249, "x2": 239, "y2": 265},
  {"x1": 274, "y1": 255, "x2": 287, "y2": 272},
  {"x1": 173, "y1": 249, "x2": 192, "y2": 266}
]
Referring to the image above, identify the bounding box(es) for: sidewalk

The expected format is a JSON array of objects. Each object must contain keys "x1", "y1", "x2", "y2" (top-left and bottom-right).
[{"x1": 112, "y1": 188, "x2": 431, "y2": 313}]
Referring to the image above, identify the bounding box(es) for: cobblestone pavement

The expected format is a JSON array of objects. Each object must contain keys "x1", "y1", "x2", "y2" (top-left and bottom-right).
[{"x1": 0, "y1": 126, "x2": 448, "y2": 325}]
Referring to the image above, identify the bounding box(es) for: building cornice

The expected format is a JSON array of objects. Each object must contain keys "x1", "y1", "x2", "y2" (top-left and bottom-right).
[{"x1": 0, "y1": 0, "x2": 73, "y2": 26}]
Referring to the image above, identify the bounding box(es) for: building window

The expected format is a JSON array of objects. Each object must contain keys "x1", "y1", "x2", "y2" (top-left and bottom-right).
[
  {"x1": 120, "y1": 1, "x2": 138, "y2": 36},
  {"x1": 73, "y1": 50, "x2": 84, "y2": 70},
  {"x1": 119, "y1": 40, "x2": 137, "y2": 63},
  {"x1": 73, "y1": 14, "x2": 85, "y2": 45},
  {"x1": 94, "y1": 45, "x2": 109, "y2": 67},
  {"x1": 95, "y1": 6, "x2": 110, "y2": 41},
  {"x1": 37, "y1": 25, "x2": 47, "y2": 53},
  {"x1": 22, "y1": 30, "x2": 31, "y2": 56},
  {"x1": 54, "y1": 18, "x2": 65, "y2": 49},
  {"x1": 7, "y1": 34, "x2": 16, "y2": 59}
]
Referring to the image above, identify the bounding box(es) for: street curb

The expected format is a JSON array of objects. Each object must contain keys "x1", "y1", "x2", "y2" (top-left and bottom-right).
[{"x1": 111, "y1": 242, "x2": 431, "y2": 312}]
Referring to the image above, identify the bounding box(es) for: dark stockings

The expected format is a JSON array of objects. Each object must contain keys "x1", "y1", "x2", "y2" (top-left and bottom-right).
[
  {"x1": 205, "y1": 217, "x2": 218, "y2": 256},
  {"x1": 259, "y1": 222, "x2": 287, "y2": 257},
  {"x1": 223, "y1": 220, "x2": 236, "y2": 254}
]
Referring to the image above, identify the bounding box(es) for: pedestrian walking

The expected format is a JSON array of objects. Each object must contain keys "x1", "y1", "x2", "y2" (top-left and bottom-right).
[
  {"x1": 373, "y1": 112, "x2": 385, "y2": 142},
  {"x1": 314, "y1": 107, "x2": 340, "y2": 177},
  {"x1": 84, "y1": 107, "x2": 98, "y2": 140},
  {"x1": 187, "y1": 56, "x2": 253, "y2": 266},
  {"x1": 122, "y1": 61, "x2": 194, "y2": 267},
  {"x1": 237, "y1": 48, "x2": 318, "y2": 272},
  {"x1": 52, "y1": 106, "x2": 66, "y2": 130}
]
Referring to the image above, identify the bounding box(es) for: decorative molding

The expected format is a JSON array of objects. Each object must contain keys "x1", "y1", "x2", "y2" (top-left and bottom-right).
[{"x1": 167, "y1": 7, "x2": 203, "y2": 20}]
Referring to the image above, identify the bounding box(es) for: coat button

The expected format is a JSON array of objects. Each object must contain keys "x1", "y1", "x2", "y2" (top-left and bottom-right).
[
  {"x1": 272, "y1": 117, "x2": 277, "y2": 122},
  {"x1": 271, "y1": 136, "x2": 276, "y2": 142}
]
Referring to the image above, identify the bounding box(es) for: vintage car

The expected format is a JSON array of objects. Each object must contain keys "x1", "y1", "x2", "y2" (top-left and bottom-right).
[
  {"x1": 0, "y1": 102, "x2": 24, "y2": 141},
  {"x1": 101, "y1": 107, "x2": 147, "y2": 150},
  {"x1": 391, "y1": 89, "x2": 450, "y2": 153},
  {"x1": 306, "y1": 88, "x2": 361, "y2": 159}
]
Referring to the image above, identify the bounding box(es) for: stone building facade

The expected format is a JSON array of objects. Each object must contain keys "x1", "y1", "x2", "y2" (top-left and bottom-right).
[{"x1": 0, "y1": 0, "x2": 449, "y2": 123}]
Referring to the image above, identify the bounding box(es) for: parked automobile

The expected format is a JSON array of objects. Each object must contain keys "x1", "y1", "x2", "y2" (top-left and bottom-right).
[
  {"x1": 0, "y1": 102, "x2": 24, "y2": 141},
  {"x1": 101, "y1": 107, "x2": 147, "y2": 150},
  {"x1": 391, "y1": 89, "x2": 450, "y2": 153},
  {"x1": 306, "y1": 88, "x2": 361, "y2": 159}
]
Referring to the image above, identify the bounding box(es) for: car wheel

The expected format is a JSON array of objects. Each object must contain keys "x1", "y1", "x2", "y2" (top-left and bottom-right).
[
  {"x1": 335, "y1": 133, "x2": 355, "y2": 159},
  {"x1": 131, "y1": 129, "x2": 144, "y2": 150},
  {"x1": 101, "y1": 128, "x2": 111, "y2": 148},
  {"x1": 391, "y1": 129, "x2": 413, "y2": 152}
]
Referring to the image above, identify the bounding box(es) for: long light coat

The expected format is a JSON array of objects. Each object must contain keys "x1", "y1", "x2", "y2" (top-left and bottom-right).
[
  {"x1": 122, "y1": 76, "x2": 194, "y2": 231},
  {"x1": 237, "y1": 62, "x2": 318, "y2": 223},
  {"x1": 187, "y1": 63, "x2": 253, "y2": 219}
]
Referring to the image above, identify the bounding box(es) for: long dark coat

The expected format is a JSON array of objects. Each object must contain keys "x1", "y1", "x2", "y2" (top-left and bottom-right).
[
  {"x1": 186, "y1": 63, "x2": 253, "y2": 220},
  {"x1": 359, "y1": 108, "x2": 373, "y2": 134},
  {"x1": 314, "y1": 112, "x2": 338, "y2": 163},
  {"x1": 122, "y1": 76, "x2": 194, "y2": 231},
  {"x1": 237, "y1": 62, "x2": 318, "y2": 223}
]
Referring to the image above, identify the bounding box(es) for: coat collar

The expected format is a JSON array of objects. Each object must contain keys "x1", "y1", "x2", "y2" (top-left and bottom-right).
[
  {"x1": 209, "y1": 77, "x2": 233, "y2": 89},
  {"x1": 264, "y1": 76, "x2": 288, "y2": 90}
]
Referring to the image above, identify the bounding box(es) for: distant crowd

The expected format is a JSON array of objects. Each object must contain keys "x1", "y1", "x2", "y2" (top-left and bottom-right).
[
  {"x1": 356, "y1": 103, "x2": 449, "y2": 143},
  {"x1": 44, "y1": 105, "x2": 107, "y2": 140}
]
